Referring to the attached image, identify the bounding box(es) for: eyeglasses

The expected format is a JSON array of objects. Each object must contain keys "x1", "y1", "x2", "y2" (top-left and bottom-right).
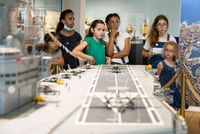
[
  {"x1": 157, "y1": 23, "x2": 167, "y2": 28},
  {"x1": 165, "y1": 49, "x2": 174, "y2": 53}
]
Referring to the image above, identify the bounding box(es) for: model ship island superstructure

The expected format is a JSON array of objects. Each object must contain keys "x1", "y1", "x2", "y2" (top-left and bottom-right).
[{"x1": 0, "y1": 0, "x2": 41, "y2": 115}]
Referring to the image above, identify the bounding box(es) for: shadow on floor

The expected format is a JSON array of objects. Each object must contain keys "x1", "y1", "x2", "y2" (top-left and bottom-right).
[{"x1": 0, "y1": 102, "x2": 46, "y2": 119}]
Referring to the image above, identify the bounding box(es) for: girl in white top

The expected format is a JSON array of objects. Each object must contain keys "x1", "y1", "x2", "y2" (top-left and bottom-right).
[
  {"x1": 104, "y1": 13, "x2": 131, "y2": 64},
  {"x1": 142, "y1": 15, "x2": 176, "y2": 68}
]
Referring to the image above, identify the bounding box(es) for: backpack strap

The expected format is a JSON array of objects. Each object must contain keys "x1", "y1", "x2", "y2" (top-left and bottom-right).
[
  {"x1": 108, "y1": 32, "x2": 126, "y2": 64},
  {"x1": 167, "y1": 34, "x2": 170, "y2": 41},
  {"x1": 114, "y1": 44, "x2": 125, "y2": 64}
]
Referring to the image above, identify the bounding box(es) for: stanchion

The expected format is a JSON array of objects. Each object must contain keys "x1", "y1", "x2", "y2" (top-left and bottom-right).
[{"x1": 180, "y1": 70, "x2": 186, "y2": 117}]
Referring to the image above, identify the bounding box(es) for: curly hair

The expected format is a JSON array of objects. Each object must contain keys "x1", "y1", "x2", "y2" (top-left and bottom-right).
[
  {"x1": 163, "y1": 41, "x2": 179, "y2": 60},
  {"x1": 105, "y1": 13, "x2": 120, "y2": 31}
]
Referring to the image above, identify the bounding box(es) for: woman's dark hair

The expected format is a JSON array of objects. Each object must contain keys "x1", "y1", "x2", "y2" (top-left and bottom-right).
[
  {"x1": 56, "y1": 9, "x2": 74, "y2": 33},
  {"x1": 43, "y1": 32, "x2": 59, "y2": 52},
  {"x1": 105, "y1": 13, "x2": 120, "y2": 25},
  {"x1": 86, "y1": 19, "x2": 105, "y2": 37},
  {"x1": 148, "y1": 14, "x2": 169, "y2": 47}
]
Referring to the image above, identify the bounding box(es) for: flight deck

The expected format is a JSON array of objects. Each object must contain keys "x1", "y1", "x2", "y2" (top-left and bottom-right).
[{"x1": 0, "y1": 65, "x2": 186, "y2": 134}]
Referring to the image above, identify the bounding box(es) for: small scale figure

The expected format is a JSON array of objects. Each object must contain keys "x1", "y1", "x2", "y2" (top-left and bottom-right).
[
  {"x1": 85, "y1": 17, "x2": 92, "y2": 35},
  {"x1": 61, "y1": 73, "x2": 72, "y2": 79},
  {"x1": 86, "y1": 63, "x2": 91, "y2": 69},
  {"x1": 42, "y1": 77, "x2": 58, "y2": 82},
  {"x1": 111, "y1": 64, "x2": 120, "y2": 73},
  {"x1": 142, "y1": 19, "x2": 148, "y2": 39},
  {"x1": 39, "y1": 85, "x2": 60, "y2": 95},
  {"x1": 126, "y1": 24, "x2": 134, "y2": 35},
  {"x1": 102, "y1": 88, "x2": 139, "y2": 113}
]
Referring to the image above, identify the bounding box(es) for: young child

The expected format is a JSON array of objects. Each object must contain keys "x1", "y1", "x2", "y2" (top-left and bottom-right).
[
  {"x1": 56, "y1": 9, "x2": 82, "y2": 69},
  {"x1": 72, "y1": 19, "x2": 111, "y2": 65},
  {"x1": 42, "y1": 32, "x2": 64, "y2": 74},
  {"x1": 156, "y1": 41, "x2": 188, "y2": 109}
]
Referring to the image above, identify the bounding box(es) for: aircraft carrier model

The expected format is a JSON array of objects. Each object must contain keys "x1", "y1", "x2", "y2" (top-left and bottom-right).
[{"x1": 0, "y1": 0, "x2": 41, "y2": 114}]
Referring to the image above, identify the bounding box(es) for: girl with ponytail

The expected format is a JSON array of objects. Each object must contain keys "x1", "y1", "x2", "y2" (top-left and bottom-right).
[{"x1": 56, "y1": 9, "x2": 82, "y2": 69}]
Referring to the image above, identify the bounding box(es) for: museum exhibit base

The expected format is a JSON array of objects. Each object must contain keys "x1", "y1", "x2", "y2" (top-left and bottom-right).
[{"x1": 0, "y1": 65, "x2": 188, "y2": 134}]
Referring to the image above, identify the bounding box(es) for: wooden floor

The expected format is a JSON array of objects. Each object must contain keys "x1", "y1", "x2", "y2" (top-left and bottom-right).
[{"x1": 185, "y1": 111, "x2": 200, "y2": 134}]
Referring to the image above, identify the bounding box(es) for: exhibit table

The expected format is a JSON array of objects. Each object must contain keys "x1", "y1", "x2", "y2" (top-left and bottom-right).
[{"x1": 0, "y1": 65, "x2": 179, "y2": 134}]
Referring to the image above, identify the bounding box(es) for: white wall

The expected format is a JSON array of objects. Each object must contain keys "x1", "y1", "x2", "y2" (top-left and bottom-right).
[
  {"x1": 35, "y1": 0, "x2": 86, "y2": 37},
  {"x1": 86, "y1": 0, "x2": 180, "y2": 37},
  {"x1": 35, "y1": 0, "x2": 62, "y2": 12},
  {"x1": 62, "y1": 0, "x2": 86, "y2": 38}
]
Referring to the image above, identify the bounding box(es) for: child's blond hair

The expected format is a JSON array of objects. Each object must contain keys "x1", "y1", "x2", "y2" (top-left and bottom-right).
[{"x1": 163, "y1": 41, "x2": 179, "y2": 60}]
